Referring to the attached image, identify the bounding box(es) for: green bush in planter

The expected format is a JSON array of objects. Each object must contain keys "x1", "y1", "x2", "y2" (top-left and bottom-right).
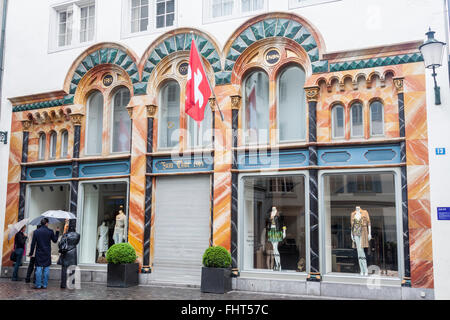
[
  {"x1": 106, "y1": 243, "x2": 137, "y2": 264},
  {"x1": 202, "y1": 246, "x2": 231, "y2": 268}
]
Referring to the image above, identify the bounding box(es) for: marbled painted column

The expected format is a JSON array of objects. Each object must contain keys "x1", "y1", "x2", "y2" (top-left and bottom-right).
[
  {"x1": 143, "y1": 104, "x2": 157, "y2": 270},
  {"x1": 230, "y1": 94, "x2": 241, "y2": 269},
  {"x1": 208, "y1": 98, "x2": 217, "y2": 247},
  {"x1": 69, "y1": 113, "x2": 83, "y2": 230},
  {"x1": 18, "y1": 120, "x2": 31, "y2": 220},
  {"x1": 394, "y1": 77, "x2": 411, "y2": 286},
  {"x1": 305, "y1": 86, "x2": 321, "y2": 281}
]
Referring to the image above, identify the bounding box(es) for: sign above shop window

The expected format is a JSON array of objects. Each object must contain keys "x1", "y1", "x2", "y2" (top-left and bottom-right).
[
  {"x1": 437, "y1": 207, "x2": 450, "y2": 220},
  {"x1": 153, "y1": 155, "x2": 214, "y2": 173},
  {"x1": 102, "y1": 74, "x2": 114, "y2": 87},
  {"x1": 265, "y1": 48, "x2": 281, "y2": 66}
]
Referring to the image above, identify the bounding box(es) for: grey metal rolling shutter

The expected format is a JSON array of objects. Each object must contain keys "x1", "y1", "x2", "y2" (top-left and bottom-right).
[{"x1": 152, "y1": 175, "x2": 211, "y2": 285}]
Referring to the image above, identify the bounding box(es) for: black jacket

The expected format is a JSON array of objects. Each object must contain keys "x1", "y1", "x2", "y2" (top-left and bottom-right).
[
  {"x1": 58, "y1": 231, "x2": 80, "y2": 267},
  {"x1": 30, "y1": 226, "x2": 59, "y2": 267},
  {"x1": 14, "y1": 231, "x2": 27, "y2": 250}
]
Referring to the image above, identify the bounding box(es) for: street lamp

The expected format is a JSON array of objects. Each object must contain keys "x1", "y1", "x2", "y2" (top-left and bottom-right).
[{"x1": 419, "y1": 28, "x2": 446, "y2": 105}]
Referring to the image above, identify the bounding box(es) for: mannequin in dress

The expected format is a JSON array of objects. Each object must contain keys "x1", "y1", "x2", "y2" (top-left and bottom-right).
[
  {"x1": 351, "y1": 206, "x2": 372, "y2": 276},
  {"x1": 113, "y1": 206, "x2": 126, "y2": 244},
  {"x1": 97, "y1": 221, "x2": 109, "y2": 259},
  {"x1": 262, "y1": 221, "x2": 273, "y2": 270},
  {"x1": 268, "y1": 207, "x2": 286, "y2": 271}
]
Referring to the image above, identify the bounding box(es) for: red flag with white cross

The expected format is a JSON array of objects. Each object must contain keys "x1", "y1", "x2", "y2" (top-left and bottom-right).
[{"x1": 185, "y1": 38, "x2": 212, "y2": 124}]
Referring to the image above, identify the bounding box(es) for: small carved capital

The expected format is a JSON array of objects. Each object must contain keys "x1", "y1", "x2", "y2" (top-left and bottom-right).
[
  {"x1": 230, "y1": 95, "x2": 241, "y2": 110},
  {"x1": 69, "y1": 113, "x2": 84, "y2": 126},
  {"x1": 208, "y1": 97, "x2": 217, "y2": 112},
  {"x1": 393, "y1": 77, "x2": 404, "y2": 93},
  {"x1": 21, "y1": 120, "x2": 32, "y2": 132},
  {"x1": 146, "y1": 104, "x2": 158, "y2": 118},
  {"x1": 126, "y1": 105, "x2": 133, "y2": 119},
  {"x1": 304, "y1": 86, "x2": 320, "y2": 102}
]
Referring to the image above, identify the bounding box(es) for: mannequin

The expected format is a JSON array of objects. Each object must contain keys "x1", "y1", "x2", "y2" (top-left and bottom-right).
[
  {"x1": 97, "y1": 221, "x2": 109, "y2": 259},
  {"x1": 262, "y1": 221, "x2": 273, "y2": 270},
  {"x1": 113, "y1": 206, "x2": 127, "y2": 244},
  {"x1": 351, "y1": 206, "x2": 372, "y2": 276},
  {"x1": 267, "y1": 207, "x2": 286, "y2": 271}
]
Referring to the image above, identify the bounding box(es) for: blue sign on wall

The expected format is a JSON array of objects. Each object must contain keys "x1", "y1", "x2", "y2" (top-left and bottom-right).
[
  {"x1": 435, "y1": 148, "x2": 446, "y2": 155},
  {"x1": 437, "y1": 207, "x2": 450, "y2": 220}
]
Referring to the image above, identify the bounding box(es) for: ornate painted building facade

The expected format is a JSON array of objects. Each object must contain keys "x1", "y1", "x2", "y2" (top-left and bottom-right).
[{"x1": 1, "y1": 0, "x2": 449, "y2": 299}]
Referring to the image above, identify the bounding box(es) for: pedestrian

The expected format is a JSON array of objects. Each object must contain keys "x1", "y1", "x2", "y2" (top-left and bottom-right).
[
  {"x1": 25, "y1": 224, "x2": 41, "y2": 283},
  {"x1": 58, "y1": 220, "x2": 80, "y2": 289},
  {"x1": 11, "y1": 226, "x2": 27, "y2": 281},
  {"x1": 29, "y1": 218, "x2": 60, "y2": 289}
]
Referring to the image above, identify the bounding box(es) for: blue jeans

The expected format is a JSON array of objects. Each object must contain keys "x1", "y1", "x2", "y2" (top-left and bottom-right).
[
  {"x1": 35, "y1": 266, "x2": 50, "y2": 288},
  {"x1": 12, "y1": 248, "x2": 24, "y2": 280}
]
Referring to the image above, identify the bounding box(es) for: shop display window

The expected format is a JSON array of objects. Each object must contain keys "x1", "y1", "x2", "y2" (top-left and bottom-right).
[
  {"x1": 79, "y1": 182, "x2": 128, "y2": 264},
  {"x1": 242, "y1": 174, "x2": 307, "y2": 272},
  {"x1": 323, "y1": 172, "x2": 399, "y2": 277}
]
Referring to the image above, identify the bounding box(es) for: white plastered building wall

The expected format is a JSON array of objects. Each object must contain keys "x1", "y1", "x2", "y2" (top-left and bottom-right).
[{"x1": 0, "y1": 0, "x2": 448, "y2": 298}]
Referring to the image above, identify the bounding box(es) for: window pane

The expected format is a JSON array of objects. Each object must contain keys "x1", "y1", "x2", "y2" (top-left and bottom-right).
[
  {"x1": 242, "y1": 175, "x2": 306, "y2": 272},
  {"x1": 278, "y1": 66, "x2": 306, "y2": 142},
  {"x1": 61, "y1": 131, "x2": 69, "y2": 158},
  {"x1": 159, "y1": 81, "x2": 180, "y2": 149},
  {"x1": 140, "y1": 17, "x2": 148, "y2": 32},
  {"x1": 156, "y1": 15, "x2": 165, "y2": 28},
  {"x1": 141, "y1": 4, "x2": 149, "y2": 18},
  {"x1": 86, "y1": 91, "x2": 104, "y2": 155},
  {"x1": 167, "y1": 0, "x2": 175, "y2": 13},
  {"x1": 242, "y1": 0, "x2": 250, "y2": 12},
  {"x1": 188, "y1": 102, "x2": 212, "y2": 148},
  {"x1": 157, "y1": 2, "x2": 165, "y2": 15},
  {"x1": 351, "y1": 103, "x2": 363, "y2": 137},
  {"x1": 49, "y1": 132, "x2": 57, "y2": 159},
  {"x1": 370, "y1": 101, "x2": 384, "y2": 136},
  {"x1": 112, "y1": 88, "x2": 132, "y2": 153},
  {"x1": 244, "y1": 71, "x2": 269, "y2": 145},
  {"x1": 39, "y1": 134, "x2": 46, "y2": 160},
  {"x1": 332, "y1": 105, "x2": 345, "y2": 138},
  {"x1": 81, "y1": 7, "x2": 88, "y2": 19},
  {"x1": 323, "y1": 173, "x2": 398, "y2": 277},
  {"x1": 166, "y1": 13, "x2": 174, "y2": 26},
  {"x1": 132, "y1": 0, "x2": 140, "y2": 8}
]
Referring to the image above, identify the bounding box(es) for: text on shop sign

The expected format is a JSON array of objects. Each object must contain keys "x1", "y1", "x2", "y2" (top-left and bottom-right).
[{"x1": 437, "y1": 207, "x2": 450, "y2": 220}]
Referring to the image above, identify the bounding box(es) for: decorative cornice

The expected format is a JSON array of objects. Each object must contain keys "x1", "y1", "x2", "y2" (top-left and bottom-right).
[
  {"x1": 304, "y1": 86, "x2": 320, "y2": 102},
  {"x1": 230, "y1": 95, "x2": 242, "y2": 110},
  {"x1": 329, "y1": 53, "x2": 423, "y2": 72},
  {"x1": 208, "y1": 97, "x2": 217, "y2": 112},
  {"x1": 146, "y1": 104, "x2": 158, "y2": 118},
  {"x1": 12, "y1": 98, "x2": 66, "y2": 112},
  {"x1": 393, "y1": 77, "x2": 404, "y2": 94},
  {"x1": 69, "y1": 113, "x2": 84, "y2": 126},
  {"x1": 21, "y1": 120, "x2": 32, "y2": 132}
]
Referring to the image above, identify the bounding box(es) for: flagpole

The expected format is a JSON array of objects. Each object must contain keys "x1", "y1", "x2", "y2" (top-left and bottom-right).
[{"x1": 190, "y1": 32, "x2": 225, "y2": 122}]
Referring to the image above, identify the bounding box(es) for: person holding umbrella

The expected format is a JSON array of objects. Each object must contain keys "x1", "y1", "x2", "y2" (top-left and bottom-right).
[
  {"x1": 29, "y1": 218, "x2": 60, "y2": 289},
  {"x1": 11, "y1": 225, "x2": 27, "y2": 281}
]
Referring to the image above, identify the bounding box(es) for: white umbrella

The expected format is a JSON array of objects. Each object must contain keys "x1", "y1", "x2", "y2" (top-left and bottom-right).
[
  {"x1": 41, "y1": 210, "x2": 76, "y2": 220},
  {"x1": 8, "y1": 218, "x2": 29, "y2": 241}
]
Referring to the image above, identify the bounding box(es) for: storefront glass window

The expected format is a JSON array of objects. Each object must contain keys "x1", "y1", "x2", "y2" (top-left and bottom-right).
[
  {"x1": 323, "y1": 172, "x2": 399, "y2": 277},
  {"x1": 79, "y1": 182, "x2": 128, "y2": 264},
  {"x1": 242, "y1": 175, "x2": 307, "y2": 272},
  {"x1": 86, "y1": 91, "x2": 104, "y2": 155},
  {"x1": 158, "y1": 80, "x2": 180, "y2": 149},
  {"x1": 112, "y1": 87, "x2": 131, "y2": 153},
  {"x1": 350, "y1": 102, "x2": 364, "y2": 138},
  {"x1": 243, "y1": 70, "x2": 269, "y2": 145},
  {"x1": 278, "y1": 66, "x2": 306, "y2": 142},
  {"x1": 370, "y1": 101, "x2": 384, "y2": 136},
  {"x1": 331, "y1": 104, "x2": 345, "y2": 139}
]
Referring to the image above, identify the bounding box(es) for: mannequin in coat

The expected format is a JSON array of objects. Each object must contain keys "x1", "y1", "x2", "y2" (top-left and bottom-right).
[
  {"x1": 268, "y1": 207, "x2": 286, "y2": 271},
  {"x1": 351, "y1": 206, "x2": 372, "y2": 276}
]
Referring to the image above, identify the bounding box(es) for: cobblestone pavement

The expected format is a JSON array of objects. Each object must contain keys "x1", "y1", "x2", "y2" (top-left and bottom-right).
[{"x1": 0, "y1": 278, "x2": 336, "y2": 300}]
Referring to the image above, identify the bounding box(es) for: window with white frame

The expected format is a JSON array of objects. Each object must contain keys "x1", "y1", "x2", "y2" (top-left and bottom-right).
[
  {"x1": 370, "y1": 100, "x2": 384, "y2": 137},
  {"x1": 288, "y1": 0, "x2": 342, "y2": 9},
  {"x1": 131, "y1": 0, "x2": 149, "y2": 33},
  {"x1": 38, "y1": 133, "x2": 46, "y2": 160},
  {"x1": 156, "y1": 0, "x2": 175, "y2": 28},
  {"x1": 49, "y1": 131, "x2": 57, "y2": 159},
  {"x1": 203, "y1": 0, "x2": 266, "y2": 23},
  {"x1": 51, "y1": 1, "x2": 96, "y2": 51},
  {"x1": 350, "y1": 102, "x2": 364, "y2": 138},
  {"x1": 61, "y1": 130, "x2": 69, "y2": 158},
  {"x1": 331, "y1": 104, "x2": 345, "y2": 139}
]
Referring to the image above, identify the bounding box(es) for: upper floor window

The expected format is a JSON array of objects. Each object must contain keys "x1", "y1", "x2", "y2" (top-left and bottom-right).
[
  {"x1": 61, "y1": 130, "x2": 69, "y2": 158},
  {"x1": 331, "y1": 104, "x2": 345, "y2": 139},
  {"x1": 49, "y1": 131, "x2": 57, "y2": 159},
  {"x1": 158, "y1": 80, "x2": 180, "y2": 149},
  {"x1": 278, "y1": 66, "x2": 306, "y2": 142},
  {"x1": 131, "y1": 0, "x2": 149, "y2": 33},
  {"x1": 86, "y1": 91, "x2": 104, "y2": 155},
  {"x1": 156, "y1": 0, "x2": 175, "y2": 28},
  {"x1": 203, "y1": 0, "x2": 266, "y2": 23},
  {"x1": 350, "y1": 102, "x2": 364, "y2": 138},
  {"x1": 38, "y1": 133, "x2": 46, "y2": 160},
  {"x1": 243, "y1": 70, "x2": 269, "y2": 145},
  {"x1": 50, "y1": 1, "x2": 96, "y2": 52},
  {"x1": 111, "y1": 87, "x2": 132, "y2": 153},
  {"x1": 370, "y1": 101, "x2": 384, "y2": 136}
]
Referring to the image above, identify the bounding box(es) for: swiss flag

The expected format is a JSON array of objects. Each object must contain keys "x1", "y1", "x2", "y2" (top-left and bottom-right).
[{"x1": 185, "y1": 39, "x2": 212, "y2": 124}]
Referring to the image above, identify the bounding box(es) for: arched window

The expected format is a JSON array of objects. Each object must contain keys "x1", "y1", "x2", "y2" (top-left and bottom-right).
[
  {"x1": 188, "y1": 101, "x2": 212, "y2": 148},
  {"x1": 61, "y1": 130, "x2": 69, "y2": 158},
  {"x1": 370, "y1": 100, "x2": 384, "y2": 136},
  {"x1": 111, "y1": 87, "x2": 132, "y2": 153},
  {"x1": 243, "y1": 70, "x2": 269, "y2": 145},
  {"x1": 86, "y1": 91, "x2": 104, "y2": 155},
  {"x1": 350, "y1": 102, "x2": 364, "y2": 138},
  {"x1": 278, "y1": 66, "x2": 306, "y2": 142},
  {"x1": 158, "y1": 80, "x2": 180, "y2": 149},
  {"x1": 38, "y1": 132, "x2": 46, "y2": 160},
  {"x1": 331, "y1": 104, "x2": 345, "y2": 139},
  {"x1": 49, "y1": 131, "x2": 57, "y2": 159}
]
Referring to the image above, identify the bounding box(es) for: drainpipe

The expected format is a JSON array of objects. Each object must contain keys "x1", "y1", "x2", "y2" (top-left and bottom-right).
[{"x1": 0, "y1": 0, "x2": 8, "y2": 120}]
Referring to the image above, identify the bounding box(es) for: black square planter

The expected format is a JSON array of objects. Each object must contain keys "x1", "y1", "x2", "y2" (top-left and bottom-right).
[
  {"x1": 107, "y1": 263, "x2": 139, "y2": 288},
  {"x1": 200, "y1": 267, "x2": 232, "y2": 294}
]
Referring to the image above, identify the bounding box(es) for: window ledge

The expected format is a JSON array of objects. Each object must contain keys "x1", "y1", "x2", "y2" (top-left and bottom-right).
[
  {"x1": 322, "y1": 273, "x2": 402, "y2": 287},
  {"x1": 239, "y1": 270, "x2": 308, "y2": 281}
]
